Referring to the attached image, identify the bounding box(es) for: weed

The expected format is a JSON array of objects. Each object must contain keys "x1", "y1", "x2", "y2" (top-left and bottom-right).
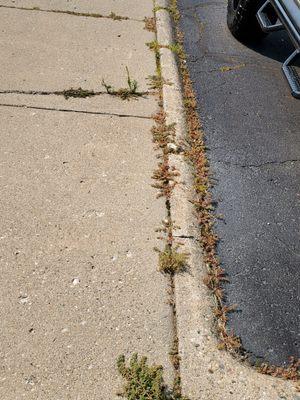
[
  {"x1": 146, "y1": 40, "x2": 166, "y2": 93},
  {"x1": 102, "y1": 67, "x2": 146, "y2": 100},
  {"x1": 117, "y1": 354, "x2": 189, "y2": 399},
  {"x1": 153, "y1": 5, "x2": 168, "y2": 13},
  {"x1": 258, "y1": 357, "x2": 300, "y2": 381},
  {"x1": 167, "y1": 43, "x2": 182, "y2": 55},
  {"x1": 126, "y1": 66, "x2": 138, "y2": 94},
  {"x1": 152, "y1": 4, "x2": 180, "y2": 22},
  {"x1": 109, "y1": 11, "x2": 129, "y2": 21},
  {"x1": 0, "y1": 4, "x2": 130, "y2": 20},
  {"x1": 151, "y1": 111, "x2": 176, "y2": 150},
  {"x1": 152, "y1": 162, "x2": 179, "y2": 199},
  {"x1": 61, "y1": 88, "x2": 95, "y2": 99},
  {"x1": 144, "y1": 16, "x2": 156, "y2": 32},
  {"x1": 147, "y1": 40, "x2": 162, "y2": 53},
  {"x1": 157, "y1": 246, "x2": 188, "y2": 274},
  {"x1": 148, "y1": 74, "x2": 164, "y2": 90},
  {"x1": 166, "y1": 0, "x2": 242, "y2": 354}
]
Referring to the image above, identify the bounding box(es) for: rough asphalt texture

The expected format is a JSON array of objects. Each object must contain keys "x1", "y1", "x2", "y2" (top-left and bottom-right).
[{"x1": 178, "y1": 0, "x2": 300, "y2": 366}]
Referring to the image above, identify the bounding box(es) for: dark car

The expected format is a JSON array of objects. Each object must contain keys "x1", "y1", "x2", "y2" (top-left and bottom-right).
[{"x1": 227, "y1": 0, "x2": 300, "y2": 97}]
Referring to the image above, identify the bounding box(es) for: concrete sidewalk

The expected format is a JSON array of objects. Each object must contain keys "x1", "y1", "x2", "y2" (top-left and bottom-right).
[
  {"x1": 0, "y1": 1, "x2": 173, "y2": 398},
  {"x1": 1, "y1": 1, "x2": 299, "y2": 399}
]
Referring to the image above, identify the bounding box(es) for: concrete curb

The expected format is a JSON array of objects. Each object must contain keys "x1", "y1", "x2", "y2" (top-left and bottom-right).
[{"x1": 154, "y1": 3, "x2": 299, "y2": 399}]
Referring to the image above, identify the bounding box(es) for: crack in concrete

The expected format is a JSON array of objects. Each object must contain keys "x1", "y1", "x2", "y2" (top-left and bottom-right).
[
  {"x1": 0, "y1": 103, "x2": 152, "y2": 119},
  {"x1": 0, "y1": 89, "x2": 151, "y2": 99},
  {"x1": 173, "y1": 234, "x2": 195, "y2": 239},
  {"x1": 0, "y1": 89, "x2": 105, "y2": 98},
  {"x1": 0, "y1": 4, "x2": 143, "y2": 22},
  {"x1": 216, "y1": 159, "x2": 300, "y2": 168}
]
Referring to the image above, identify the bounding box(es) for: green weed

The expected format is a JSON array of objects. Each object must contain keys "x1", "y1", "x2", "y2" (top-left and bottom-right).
[{"x1": 117, "y1": 354, "x2": 189, "y2": 399}]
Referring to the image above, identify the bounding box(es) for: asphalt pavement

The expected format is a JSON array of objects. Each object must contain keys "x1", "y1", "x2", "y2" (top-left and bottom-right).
[{"x1": 178, "y1": 0, "x2": 300, "y2": 366}]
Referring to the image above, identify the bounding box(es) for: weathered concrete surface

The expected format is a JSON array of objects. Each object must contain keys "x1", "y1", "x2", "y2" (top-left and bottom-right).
[
  {"x1": 0, "y1": 2, "x2": 173, "y2": 399},
  {"x1": 0, "y1": 0, "x2": 153, "y2": 19},
  {"x1": 0, "y1": 7, "x2": 154, "y2": 92}
]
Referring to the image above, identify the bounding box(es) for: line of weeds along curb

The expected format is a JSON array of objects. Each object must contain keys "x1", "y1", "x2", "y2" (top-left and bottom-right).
[
  {"x1": 116, "y1": 8, "x2": 190, "y2": 400},
  {"x1": 150, "y1": 9, "x2": 190, "y2": 399},
  {"x1": 163, "y1": 0, "x2": 299, "y2": 382}
]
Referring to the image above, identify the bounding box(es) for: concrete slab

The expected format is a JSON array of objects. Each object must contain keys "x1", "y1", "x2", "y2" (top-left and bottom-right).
[
  {"x1": 0, "y1": 0, "x2": 154, "y2": 19},
  {"x1": 0, "y1": 8, "x2": 155, "y2": 93},
  {"x1": 0, "y1": 107, "x2": 173, "y2": 399}
]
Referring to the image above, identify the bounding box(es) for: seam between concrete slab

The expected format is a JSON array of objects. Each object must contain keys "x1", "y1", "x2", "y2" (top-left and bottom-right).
[
  {"x1": 0, "y1": 89, "x2": 153, "y2": 100},
  {"x1": 153, "y1": 1, "x2": 187, "y2": 396},
  {"x1": 0, "y1": 4, "x2": 143, "y2": 22},
  {"x1": 0, "y1": 103, "x2": 152, "y2": 119}
]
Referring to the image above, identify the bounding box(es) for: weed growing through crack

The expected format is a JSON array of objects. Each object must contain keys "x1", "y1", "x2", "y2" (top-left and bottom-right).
[
  {"x1": 145, "y1": 12, "x2": 191, "y2": 399},
  {"x1": 147, "y1": 40, "x2": 162, "y2": 53},
  {"x1": 151, "y1": 113, "x2": 179, "y2": 200},
  {"x1": 155, "y1": 218, "x2": 188, "y2": 275},
  {"x1": 147, "y1": 40, "x2": 165, "y2": 91},
  {"x1": 102, "y1": 67, "x2": 146, "y2": 100},
  {"x1": 157, "y1": 246, "x2": 188, "y2": 274},
  {"x1": 144, "y1": 16, "x2": 156, "y2": 32},
  {"x1": 117, "y1": 354, "x2": 189, "y2": 399},
  {"x1": 146, "y1": 47, "x2": 172, "y2": 91},
  {"x1": 0, "y1": 5, "x2": 131, "y2": 20},
  {"x1": 167, "y1": 43, "x2": 182, "y2": 55},
  {"x1": 109, "y1": 11, "x2": 129, "y2": 21},
  {"x1": 61, "y1": 88, "x2": 96, "y2": 99},
  {"x1": 258, "y1": 357, "x2": 300, "y2": 381}
]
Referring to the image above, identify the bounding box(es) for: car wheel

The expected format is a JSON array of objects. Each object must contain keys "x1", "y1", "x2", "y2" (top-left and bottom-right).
[{"x1": 227, "y1": 0, "x2": 267, "y2": 41}]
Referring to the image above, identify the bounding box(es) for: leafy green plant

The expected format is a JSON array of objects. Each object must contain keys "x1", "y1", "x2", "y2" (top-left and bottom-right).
[
  {"x1": 117, "y1": 354, "x2": 189, "y2": 399},
  {"x1": 102, "y1": 67, "x2": 145, "y2": 100}
]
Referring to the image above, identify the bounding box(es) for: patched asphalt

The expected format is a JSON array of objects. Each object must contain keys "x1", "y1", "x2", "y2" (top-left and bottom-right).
[{"x1": 178, "y1": 0, "x2": 300, "y2": 366}]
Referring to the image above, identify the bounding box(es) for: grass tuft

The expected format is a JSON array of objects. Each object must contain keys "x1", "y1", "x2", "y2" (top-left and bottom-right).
[
  {"x1": 157, "y1": 246, "x2": 188, "y2": 274},
  {"x1": 117, "y1": 354, "x2": 189, "y2": 399},
  {"x1": 102, "y1": 67, "x2": 146, "y2": 100},
  {"x1": 61, "y1": 87, "x2": 95, "y2": 99},
  {"x1": 108, "y1": 11, "x2": 129, "y2": 21}
]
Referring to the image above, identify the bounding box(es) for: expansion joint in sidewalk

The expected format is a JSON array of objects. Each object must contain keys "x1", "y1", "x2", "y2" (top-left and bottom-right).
[
  {"x1": 0, "y1": 4, "x2": 143, "y2": 22},
  {"x1": 150, "y1": 5, "x2": 189, "y2": 396},
  {"x1": 0, "y1": 88, "x2": 153, "y2": 100},
  {"x1": 0, "y1": 103, "x2": 152, "y2": 119}
]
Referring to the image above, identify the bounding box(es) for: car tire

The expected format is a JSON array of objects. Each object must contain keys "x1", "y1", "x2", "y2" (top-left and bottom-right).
[{"x1": 227, "y1": 0, "x2": 267, "y2": 41}]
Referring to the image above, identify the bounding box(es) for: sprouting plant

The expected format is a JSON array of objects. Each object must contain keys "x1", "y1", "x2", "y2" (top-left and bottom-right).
[
  {"x1": 101, "y1": 68, "x2": 145, "y2": 100},
  {"x1": 126, "y1": 66, "x2": 138, "y2": 94},
  {"x1": 117, "y1": 354, "x2": 190, "y2": 399}
]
